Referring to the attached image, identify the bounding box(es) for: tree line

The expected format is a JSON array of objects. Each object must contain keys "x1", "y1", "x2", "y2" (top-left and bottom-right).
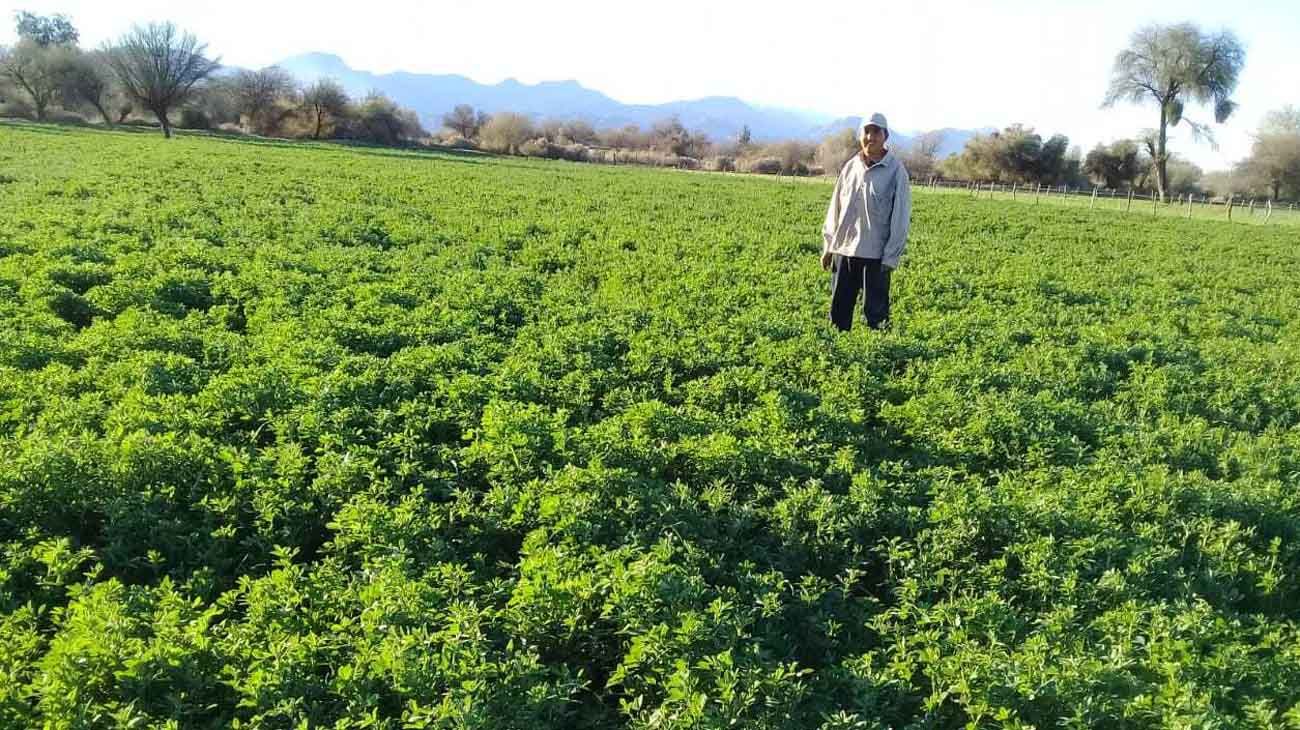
[
  {"x1": 3, "y1": 12, "x2": 1296, "y2": 201},
  {"x1": 0, "y1": 13, "x2": 424, "y2": 144}
]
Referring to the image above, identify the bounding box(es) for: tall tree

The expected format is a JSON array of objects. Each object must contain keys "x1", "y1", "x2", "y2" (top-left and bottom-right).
[
  {"x1": 59, "y1": 50, "x2": 118, "y2": 125},
  {"x1": 1103, "y1": 23, "x2": 1244, "y2": 202},
  {"x1": 104, "y1": 22, "x2": 220, "y2": 138},
  {"x1": 1244, "y1": 106, "x2": 1300, "y2": 201},
  {"x1": 0, "y1": 40, "x2": 73, "y2": 120},
  {"x1": 897, "y1": 130, "x2": 945, "y2": 181},
  {"x1": 13, "y1": 10, "x2": 78, "y2": 47},
  {"x1": 302, "y1": 78, "x2": 349, "y2": 140},
  {"x1": 1084, "y1": 139, "x2": 1144, "y2": 189},
  {"x1": 231, "y1": 66, "x2": 297, "y2": 135},
  {"x1": 442, "y1": 104, "x2": 489, "y2": 140},
  {"x1": 738, "y1": 124, "x2": 752, "y2": 149}
]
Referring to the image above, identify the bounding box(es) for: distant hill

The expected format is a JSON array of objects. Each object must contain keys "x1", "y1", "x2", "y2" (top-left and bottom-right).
[{"x1": 274, "y1": 53, "x2": 984, "y2": 151}]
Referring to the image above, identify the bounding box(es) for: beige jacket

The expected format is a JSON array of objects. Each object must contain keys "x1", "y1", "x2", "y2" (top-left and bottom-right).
[{"x1": 822, "y1": 151, "x2": 912, "y2": 269}]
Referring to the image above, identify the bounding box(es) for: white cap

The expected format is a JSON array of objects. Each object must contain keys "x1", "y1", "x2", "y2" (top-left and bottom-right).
[{"x1": 860, "y1": 112, "x2": 889, "y2": 134}]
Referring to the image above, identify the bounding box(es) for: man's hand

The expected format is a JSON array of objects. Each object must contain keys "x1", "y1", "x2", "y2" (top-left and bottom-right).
[{"x1": 821, "y1": 252, "x2": 834, "y2": 271}]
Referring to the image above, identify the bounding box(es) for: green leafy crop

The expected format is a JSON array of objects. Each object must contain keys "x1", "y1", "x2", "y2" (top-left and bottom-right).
[{"x1": 1, "y1": 122, "x2": 1299, "y2": 728}]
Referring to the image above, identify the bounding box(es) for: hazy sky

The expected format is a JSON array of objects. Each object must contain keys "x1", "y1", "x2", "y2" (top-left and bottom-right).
[{"x1": 3, "y1": 0, "x2": 1297, "y2": 171}]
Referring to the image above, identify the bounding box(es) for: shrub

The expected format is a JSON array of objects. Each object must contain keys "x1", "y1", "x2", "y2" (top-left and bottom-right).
[
  {"x1": 0, "y1": 97, "x2": 35, "y2": 119},
  {"x1": 480, "y1": 112, "x2": 535, "y2": 155},
  {"x1": 816, "y1": 128, "x2": 858, "y2": 174},
  {"x1": 739, "y1": 156, "x2": 782, "y2": 175},
  {"x1": 560, "y1": 143, "x2": 589, "y2": 162},
  {"x1": 704, "y1": 156, "x2": 736, "y2": 172},
  {"x1": 440, "y1": 134, "x2": 478, "y2": 150},
  {"x1": 179, "y1": 108, "x2": 211, "y2": 130}
]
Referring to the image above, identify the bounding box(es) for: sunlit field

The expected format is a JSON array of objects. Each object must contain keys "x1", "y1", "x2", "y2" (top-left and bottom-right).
[{"x1": 3, "y1": 121, "x2": 1299, "y2": 728}]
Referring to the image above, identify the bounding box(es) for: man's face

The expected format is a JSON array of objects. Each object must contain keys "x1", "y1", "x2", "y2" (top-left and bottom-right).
[{"x1": 860, "y1": 124, "x2": 887, "y2": 157}]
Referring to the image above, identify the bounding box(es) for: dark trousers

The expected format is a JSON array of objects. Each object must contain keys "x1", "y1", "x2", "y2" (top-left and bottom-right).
[{"x1": 829, "y1": 255, "x2": 891, "y2": 331}]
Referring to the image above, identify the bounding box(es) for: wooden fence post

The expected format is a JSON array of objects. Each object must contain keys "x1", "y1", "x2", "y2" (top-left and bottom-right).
[
  {"x1": 1186, "y1": 193, "x2": 1192, "y2": 219},
  {"x1": 1227, "y1": 197, "x2": 1234, "y2": 220},
  {"x1": 1127, "y1": 189, "x2": 1133, "y2": 212},
  {"x1": 1011, "y1": 182, "x2": 1017, "y2": 201},
  {"x1": 1090, "y1": 187, "x2": 1098, "y2": 209},
  {"x1": 1152, "y1": 192, "x2": 1157, "y2": 215},
  {"x1": 1265, "y1": 199, "x2": 1273, "y2": 223},
  {"x1": 1035, "y1": 182, "x2": 1041, "y2": 204}
]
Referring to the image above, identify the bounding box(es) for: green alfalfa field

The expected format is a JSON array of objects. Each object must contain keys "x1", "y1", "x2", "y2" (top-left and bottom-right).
[{"x1": 1, "y1": 121, "x2": 1299, "y2": 728}]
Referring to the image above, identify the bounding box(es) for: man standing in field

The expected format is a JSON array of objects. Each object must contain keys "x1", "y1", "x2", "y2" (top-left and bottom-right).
[{"x1": 820, "y1": 112, "x2": 912, "y2": 331}]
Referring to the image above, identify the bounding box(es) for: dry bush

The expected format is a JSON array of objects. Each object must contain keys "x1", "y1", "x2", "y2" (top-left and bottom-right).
[
  {"x1": 520, "y1": 137, "x2": 557, "y2": 158},
  {"x1": 704, "y1": 156, "x2": 736, "y2": 172},
  {"x1": 763, "y1": 140, "x2": 816, "y2": 175},
  {"x1": 816, "y1": 128, "x2": 858, "y2": 175},
  {"x1": 600, "y1": 124, "x2": 645, "y2": 150},
  {"x1": 521, "y1": 137, "x2": 590, "y2": 161},
  {"x1": 611, "y1": 149, "x2": 681, "y2": 167},
  {"x1": 480, "y1": 112, "x2": 535, "y2": 155},
  {"x1": 438, "y1": 133, "x2": 478, "y2": 150},
  {"x1": 739, "y1": 157, "x2": 782, "y2": 175},
  {"x1": 561, "y1": 143, "x2": 590, "y2": 162},
  {"x1": 586, "y1": 148, "x2": 617, "y2": 164}
]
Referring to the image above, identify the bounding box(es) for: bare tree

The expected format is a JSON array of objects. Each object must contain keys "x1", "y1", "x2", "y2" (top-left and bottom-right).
[
  {"x1": 1103, "y1": 23, "x2": 1245, "y2": 201},
  {"x1": 898, "y1": 130, "x2": 945, "y2": 180},
  {"x1": 600, "y1": 124, "x2": 644, "y2": 150},
  {"x1": 104, "y1": 22, "x2": 221, "y2": 138},
  {"x1": 650, "y1": 116, "x2": 690, "y2": 155},
  {"x1": 232, "y1": 66, "x2": 297, "y2": 135},
  {"x1": 540, "y1": 117, "x2": 566, "y2": 143},
  {"x1": 1242, "y1": 106, "x2": 1300, "y2": 201},
  {"x1": 563, "y1": 119, "x2": 597, "y2": 146},
  {"x1": 0, "y1": 40, "x2": 72, "y2": 120},
  {"x1": 815, "y1": 128, "x2": 857, "y2": 174},
  {"x1": 302, "y1": 78, "x2": 349, "y2": 140},
  {"x1": 59, "y1": 50, "x2": 120, "y2": 124},
  {"x1": 442, "y1": 103, "x2": 488, "y2": 140}
]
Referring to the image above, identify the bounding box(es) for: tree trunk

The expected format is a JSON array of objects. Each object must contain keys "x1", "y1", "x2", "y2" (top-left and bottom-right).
[
  {"x1": 314, "y1": 110, "x2": 323, "y2": 140},
  {"x1": 1155, "y1": 103, "x2": 1169, "y2": 203},
  {"x1": 14, "y1": 77, "x2": 47, "y2": 121},
  {"x1": 91, "y1": 100, "x2": 113, "y2": 126},
  {"x1": 1272, "y1": 181, "x2": 1281, "y2": 202},
  {"x1": 155, "y1": 109, "x2": 172, "y2": 138}
]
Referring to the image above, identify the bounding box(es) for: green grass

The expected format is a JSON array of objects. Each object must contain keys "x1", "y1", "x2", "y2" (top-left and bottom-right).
[{"x1": 2, "y1": 122, "x2": 1299, "y2": 729}]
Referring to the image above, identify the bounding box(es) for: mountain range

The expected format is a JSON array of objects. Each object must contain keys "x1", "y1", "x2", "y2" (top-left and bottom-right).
[{"x1": 274, "y1": 53, "x2": 980, "y2": 155}]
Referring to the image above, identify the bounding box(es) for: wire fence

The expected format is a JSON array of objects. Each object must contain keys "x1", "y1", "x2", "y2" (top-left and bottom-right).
[{"x1": 916, "y1": 177, "x2": 1300, "y2": 226}]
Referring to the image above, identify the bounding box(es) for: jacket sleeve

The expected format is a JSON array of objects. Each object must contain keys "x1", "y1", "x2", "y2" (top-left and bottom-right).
[
  {"x1": 882, "y1": 166, "x2": 911, "y2": 269},
  {"x1": 822, "y1": 167, "x2": 844, "y2": 254}
]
